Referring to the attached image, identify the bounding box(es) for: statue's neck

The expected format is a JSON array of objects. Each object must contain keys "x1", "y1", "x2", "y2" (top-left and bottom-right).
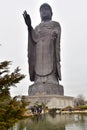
[
  {"x1": 41, "y1": 17, "x2": 52, "y2": 22},
  {"x1": 41, "y1": 20, "x2": 51, "y2": 23}
]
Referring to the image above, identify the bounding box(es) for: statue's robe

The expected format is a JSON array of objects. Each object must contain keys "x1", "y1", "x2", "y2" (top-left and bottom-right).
[{"x1": 28, "y1": 21, "x2": 61, "y2": 81}]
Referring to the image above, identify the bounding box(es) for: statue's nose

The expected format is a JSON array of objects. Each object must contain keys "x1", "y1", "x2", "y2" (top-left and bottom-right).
[{"x1": 43, "y1": 11, "x2": 47, "y2": 15}]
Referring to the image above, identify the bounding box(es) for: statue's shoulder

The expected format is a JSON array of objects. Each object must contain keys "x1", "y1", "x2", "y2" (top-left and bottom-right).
[
  {"x1": 52, "y1": 21, "x2": 61, "y2": 29},
  {"x1": 35, "y1": 23, "x2": 41, "y2": 29},
  {"x1": 34, "y1": 24, "x2": 41, "y2": 32}
]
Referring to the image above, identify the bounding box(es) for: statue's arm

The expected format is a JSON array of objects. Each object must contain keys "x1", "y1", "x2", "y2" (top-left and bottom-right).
[
  {"x1": 56, "y1": 24, "x2": 61, "y2": 62},
  {"x1": 55, "y1": 23, "x2": 61, "y2": 80},
  {"x1": 23, "y1": 10, "x2": 38, "y2": 43},
  {"x1": 23, "y1": 11, "x2": 36, "y2": 81},
  {"x1": 23, "y1": 11, "x2": 32, "y2": 31}
]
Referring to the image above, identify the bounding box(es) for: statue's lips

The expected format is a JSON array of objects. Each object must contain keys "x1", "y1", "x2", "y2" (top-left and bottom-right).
[{"x1": 42, "y1": 15, "x2": 49, "y2": 20}]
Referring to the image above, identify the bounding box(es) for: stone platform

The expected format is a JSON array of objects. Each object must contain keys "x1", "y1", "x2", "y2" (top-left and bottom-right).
[
  {"x1": 28, "y1": 83, "x2": 64, "y2": 96},
  {"x1": 28, "y1": 83, "x2": 74, "y2": 109},
  {"x1": 26, "y1": 95, "x2": 74, "y2": 109}
]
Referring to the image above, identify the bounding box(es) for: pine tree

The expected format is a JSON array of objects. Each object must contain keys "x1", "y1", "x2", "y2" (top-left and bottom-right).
[
  {"x1": 0, "y1": 61, "x2": 25, "y2": 99},
  {"x1": 0, "y1": 61, "x2": 26, "y2": 129}
]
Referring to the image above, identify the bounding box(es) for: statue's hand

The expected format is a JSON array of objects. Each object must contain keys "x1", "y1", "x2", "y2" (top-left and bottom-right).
[{"x1": 23, "y1": 10, "x2": 31, "y2": 30}]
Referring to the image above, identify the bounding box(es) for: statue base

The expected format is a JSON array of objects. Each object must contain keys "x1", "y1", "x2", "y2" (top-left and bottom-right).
[{"x1": 28, "y1": 83, "x2": 64, "y2": 96}]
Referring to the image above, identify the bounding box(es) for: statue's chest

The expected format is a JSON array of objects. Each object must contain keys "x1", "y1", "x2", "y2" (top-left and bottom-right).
[
  {"x1": 37, "y1": 27, "x2": 53, "y2": 39},
  {"x1": 36, "y1": 27, "x2": 55, "y2": 52},
  {"x1": 36, "y1": 23, "x2": 58, "y2": 41}
]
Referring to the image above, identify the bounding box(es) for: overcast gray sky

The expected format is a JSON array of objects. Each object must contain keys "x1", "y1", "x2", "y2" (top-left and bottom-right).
[{"x1": 0, "y1": 0, "x2": 87, "y2": 98}]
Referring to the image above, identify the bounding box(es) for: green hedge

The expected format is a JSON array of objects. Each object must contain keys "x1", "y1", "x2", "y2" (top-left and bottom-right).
[{"x1": 79, "y1": 105, "x2": 87, "y2": 110}]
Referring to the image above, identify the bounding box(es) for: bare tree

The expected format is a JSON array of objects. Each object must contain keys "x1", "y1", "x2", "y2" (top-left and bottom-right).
[{"x1": 74, "y1": 94, "x2": 86, "y2": 106}]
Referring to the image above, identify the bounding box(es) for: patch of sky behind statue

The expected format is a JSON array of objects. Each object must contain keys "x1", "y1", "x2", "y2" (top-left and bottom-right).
[{"x1": 0, "y1": 0, "x2": 87, "y2": 98}]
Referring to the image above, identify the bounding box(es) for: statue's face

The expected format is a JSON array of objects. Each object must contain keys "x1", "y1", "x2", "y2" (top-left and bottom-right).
[{"x1": 40, "y1": 5, "x2": 52, "y2": 21}]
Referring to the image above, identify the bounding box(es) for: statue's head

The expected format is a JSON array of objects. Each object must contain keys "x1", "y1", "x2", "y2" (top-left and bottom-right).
[{"x1": 40, "y1": 3, "x2": 53, "y2": 22}]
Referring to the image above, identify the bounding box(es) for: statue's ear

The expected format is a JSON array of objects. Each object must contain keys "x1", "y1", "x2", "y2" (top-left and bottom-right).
[
  {"x1": 50, "y1": 11, "x2": 53, "y2": 20},
  {"x1": 51, "y1": 11, "x2": 53, "y2": 16}
]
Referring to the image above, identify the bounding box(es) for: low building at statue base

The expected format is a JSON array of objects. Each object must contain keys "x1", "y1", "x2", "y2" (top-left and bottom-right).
[{"x1": 26, "y1": 94, "x2": 74, "y2": 109}]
